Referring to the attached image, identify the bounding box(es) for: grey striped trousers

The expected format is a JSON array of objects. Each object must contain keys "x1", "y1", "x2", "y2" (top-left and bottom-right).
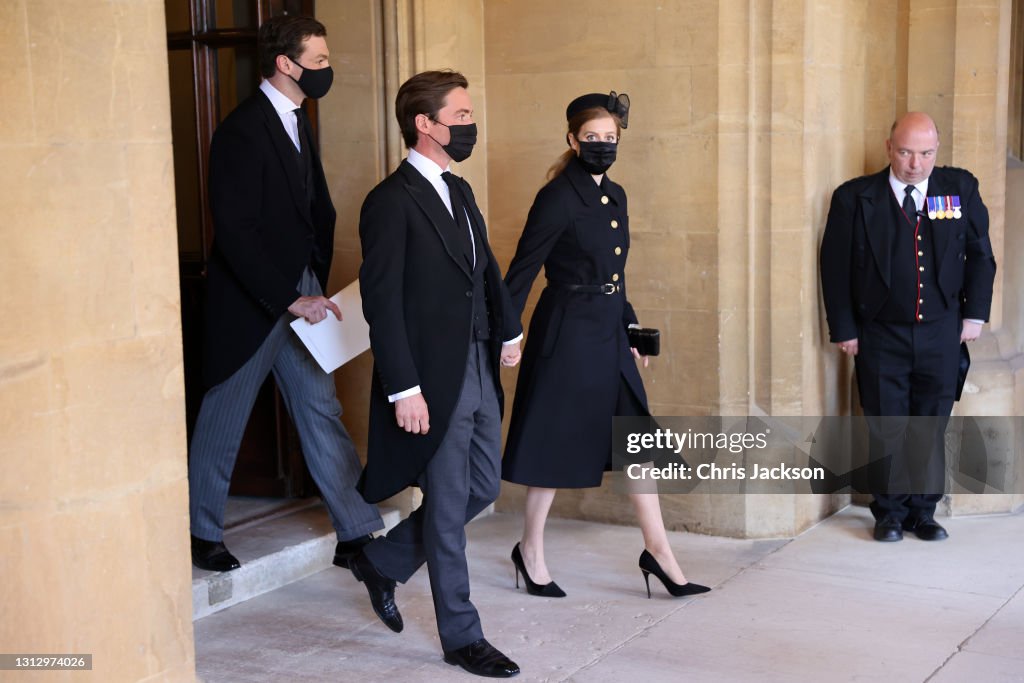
[{"x1": 188, "y1": 268, "x2": 383, "y2": 542}]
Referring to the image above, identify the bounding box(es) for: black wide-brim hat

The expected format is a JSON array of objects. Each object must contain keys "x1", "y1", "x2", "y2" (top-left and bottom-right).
[{"x1": 565, "y1": 91, "x2": 630, "y2": 128}]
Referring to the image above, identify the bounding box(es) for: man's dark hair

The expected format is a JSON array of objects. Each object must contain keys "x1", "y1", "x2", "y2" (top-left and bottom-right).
[
  {"x1": 257, "y1": 16, "x2": 327, "y2": 78},
  {"x1": 395, "y1": 70, "x2": 469, "y2": 148}
]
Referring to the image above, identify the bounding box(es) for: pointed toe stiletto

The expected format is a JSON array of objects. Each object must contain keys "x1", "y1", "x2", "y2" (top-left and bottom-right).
[
  {"x1": 511, "y1": 543, "x2": 567, "y2": 598},
  {"x1": 639, "y1": 550, "x2": 711, "y2": 598}
]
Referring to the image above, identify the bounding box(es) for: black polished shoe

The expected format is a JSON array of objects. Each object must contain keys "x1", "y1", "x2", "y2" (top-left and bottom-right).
[
  {"x1": 190, "y1": 534, "x2": 240, "y2": 572},
  {"x1": 638, "y1": 550, "x2": 711, "y2": 598},
  {"x1": 903, "y1": 516, "x2": 949, "y2": 541},
  {"x1": 348, "y1": 550, "x2": 403, "y2": 633},
  {"x1": 333, "y1": 535, "x2": 373, "y2": 569},
  {"x1": 873, "y1": 516, "x2": 904, "y2": 542},
  {"x1": 510, "y1": 543, "x2": 566, "y2": 598},
  {"x1": 443, "y1": 638, "x2": 520, "y2": 678}
]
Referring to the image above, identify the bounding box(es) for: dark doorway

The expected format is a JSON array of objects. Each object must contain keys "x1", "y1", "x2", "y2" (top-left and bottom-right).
[{"x1": 165, "y1": 0, "x2": 318, "y2": 497}]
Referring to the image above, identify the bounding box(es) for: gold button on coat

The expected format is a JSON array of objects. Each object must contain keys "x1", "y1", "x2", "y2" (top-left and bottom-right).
[
  {"x1": 614, "y1": 247, "x2": 622, "y2": 255},
  {"x1": 601, "y1": 196, "x2": 609, "y2": 205},
  {"x1": 611, "y1": 220, "x2": 619, "y2": 228},
  {"x1": 612, "y1": 273, "x2": 620, "y2": 282}
]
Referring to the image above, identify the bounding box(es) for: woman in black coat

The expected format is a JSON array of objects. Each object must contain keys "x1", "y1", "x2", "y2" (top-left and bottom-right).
[{"x1": 502, "y1": 92, "x2": 709, "y2": 599}]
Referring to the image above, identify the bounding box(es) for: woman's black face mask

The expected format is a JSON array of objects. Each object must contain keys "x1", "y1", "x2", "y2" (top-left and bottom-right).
[{"x1": 576, "y1": 140, "x2": 617, "y2": 174}]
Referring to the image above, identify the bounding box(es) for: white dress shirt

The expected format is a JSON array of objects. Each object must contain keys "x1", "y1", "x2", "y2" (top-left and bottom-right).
[
  {"x1": 259, "y1": 79, "x2": 302, "y2": 152},
  {"x1": 888, "y1": 172, "x2": 928, "y2": 215}
]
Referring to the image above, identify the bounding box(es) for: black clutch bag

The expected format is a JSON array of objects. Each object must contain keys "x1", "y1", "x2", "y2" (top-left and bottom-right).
[
  {"x1": 955, "y1": 342, "x2": 970, "y2": 401},
  {"x1": 627, "y1": 327, "x2": 661, "y2": 357}
]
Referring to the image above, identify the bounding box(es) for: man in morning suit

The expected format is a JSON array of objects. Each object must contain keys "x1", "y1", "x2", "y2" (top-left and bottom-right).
[
  {"x1": 820, "y1": 112, "x2": 996, "y2": 542},
  {"x1": 351, "y1": 70, "x2": 524, "y2": 678},
  {"x1": 188, "y1": 16, "x2": 382, "y2": 572}
]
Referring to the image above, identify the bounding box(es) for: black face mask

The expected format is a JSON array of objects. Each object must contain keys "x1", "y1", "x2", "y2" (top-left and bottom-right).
[
  {"x1": 576, "y1": 140, "x2": 617, "y2": 174},
  {"x1": 430, "y1": 121, "x2": 478, "y2": 162},
  {"x1": 289, "y1": 58, "x2": 334, "y2": 99}
]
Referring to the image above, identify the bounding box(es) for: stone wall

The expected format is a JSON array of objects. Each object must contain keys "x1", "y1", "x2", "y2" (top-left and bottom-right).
[{"x1": 0, "y1": 0, "x2": 195, "y2": 679}]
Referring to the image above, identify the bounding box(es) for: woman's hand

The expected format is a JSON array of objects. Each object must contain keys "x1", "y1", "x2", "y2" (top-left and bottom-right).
[{"x1": 631, "y1": 347, "x2": 649, "y2": 368}]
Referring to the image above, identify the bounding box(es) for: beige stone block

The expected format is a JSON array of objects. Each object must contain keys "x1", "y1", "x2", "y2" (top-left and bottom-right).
[
  {"x1": 484, "y1": 74, "x2": 563, "y2": 145},
  {"x1": 623, "y1": 136, "x2": 717, "y2": 230},
  {"x1": 716, "y1": 66, "x2": 752, "y2": 129},
  {"x1": 126, "y1": 142, "x2": 184, "y2": 338},
  {"x1": 418, "y1": 0, "x2": 486, "y2": 81},
  {"x1": 484, "y1": 1, "x2": 656, "y2": 75},
  {"x1": 690, "y1": 66, "x2": 720, "y2": 135},
  {"x1": 0, "y1": 144, "x2": 135, "y2": 355},
  {"x1": 651, "y1": 0, "x2": 719, "y2": 67},
  {"x1": 0, "y1": 1, "x2": 33, "y2": 143},
  {"x1": 317, "y1": 0, "x2": 379, "y2": 70},
  {"x1": 0, "y1": 497, "x2": 151, "y2": 680},
  {"x1": 48, "y1": 338, "x2": 187, "y2": 502},
  {"x1": 0, "y1": 354, "x2": 58, "y2": 511},
  {"x1": 658, "y1": 309, "x2": 719, "y2": 409},
  {"x1": 484, "y1": 140, "x2": 555, "y2": 254},
  {"x1": 26, "y1": 0, "x2": 170, "y2": 144},
  {"x1": 627, "y1": 231, "x2": 716, "y2": 313},
  {"x1": 485, "y1": 70, "x2": 674, "y2": 145},
  {"x1": 140, "y1": 479, "x2": 196, "y2": 677}
]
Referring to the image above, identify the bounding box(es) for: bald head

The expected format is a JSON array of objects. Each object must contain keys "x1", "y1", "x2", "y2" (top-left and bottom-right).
[{"x1": 887, "y1": 112, "x2": 939, "y2": 185}]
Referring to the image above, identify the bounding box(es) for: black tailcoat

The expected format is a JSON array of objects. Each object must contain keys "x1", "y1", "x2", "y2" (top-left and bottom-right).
[
  {"x1": 204, "y1": 90, "x2": 336, "y2": 387},
  {"x1": 357, "y1": 160, "x2": 522, "y2": 503},
  {"x1": 820, "y1": 166, "x2": 995, "y2": 344}
]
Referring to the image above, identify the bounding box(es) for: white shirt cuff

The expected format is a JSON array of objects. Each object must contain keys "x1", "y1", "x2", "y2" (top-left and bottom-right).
[
  {"x1": 503, "y1": 334, "x2": 523, "y2": 345},
  {"x1": 963, "y1": 319, "x2": 984, "y2": 325},
  {"x1": 388, "y1": 385, "x2": 421, "y2": 403}
]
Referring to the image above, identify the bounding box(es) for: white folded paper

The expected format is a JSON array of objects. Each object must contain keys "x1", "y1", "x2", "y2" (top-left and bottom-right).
[{"x1": 289, "y1": 279, "x2": 371, "y2": 373}]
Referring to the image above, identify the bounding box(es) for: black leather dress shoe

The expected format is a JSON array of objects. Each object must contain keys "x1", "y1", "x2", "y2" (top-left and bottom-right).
[
  {"x1": 190, "y1": 534, "x2": 241, "y2": 572},
  {"x1": 443, "y1": 638, "x2": 520, "y2": 678},
  {"x1": 873, "y1": 517, "x2": 904, "y2": 542},
  {"x1": 333, "y1": 535, "x2": 373, "y2": 569},
  {"x1": 349, "y1": 551, "x2": 403, "y2": 633},
  {"x1": 903, "y1": 516, "x2": 949, "y2": 541}
]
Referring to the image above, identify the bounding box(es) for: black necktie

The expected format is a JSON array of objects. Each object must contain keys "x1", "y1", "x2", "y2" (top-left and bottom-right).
[
  {"x1": 903, "y1": 185, "x2": 918, "y2": 223},
  {"x1": 292, "y1": 108, "x2": 309, "y2": 151},
  {"x1": 293, "y1": 108, "x2": 315, "y2": 203},
  {"x1": 440, "y1": 171, "x2": 476, "y2": 268}
]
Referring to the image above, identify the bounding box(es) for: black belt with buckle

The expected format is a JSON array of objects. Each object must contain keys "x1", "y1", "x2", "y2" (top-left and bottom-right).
[{"x1": 547, "y1": 280, "x2": 618, "y2": 295}]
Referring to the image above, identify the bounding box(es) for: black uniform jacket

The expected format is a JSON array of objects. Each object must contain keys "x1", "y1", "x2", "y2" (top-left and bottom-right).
[
  {"x1": 357, "y1": 160, "x2": 522, "y2": 503},
  {"x1": 204, "y1": 89, "x2": 336, "y2": 387},
  {"x1": 501, "y1": 156, "x2": 648, "y2": 489},
  {"x1": 820, "y1": 166, "x2": 996, "y2": 343}
]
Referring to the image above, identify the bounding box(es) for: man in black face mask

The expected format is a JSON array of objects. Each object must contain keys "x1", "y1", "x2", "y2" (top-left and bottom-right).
[
  {"x1": 351, "y1": 70, "x2": 523, "y2": 678},
  {"x1": 188, "y1": 16, "x2": 383, "y2": 574}
]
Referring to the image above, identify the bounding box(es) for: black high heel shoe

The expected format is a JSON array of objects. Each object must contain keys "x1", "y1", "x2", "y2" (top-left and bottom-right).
[
  {"x1": 639, "y1": 550, "x2": 711, "y2": 598},
  {"x1": 511, "y1": 543, "x2": 566, "y2": 598}
]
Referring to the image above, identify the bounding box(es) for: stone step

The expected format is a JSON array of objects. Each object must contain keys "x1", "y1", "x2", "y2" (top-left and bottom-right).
[{"x1": 192, "y1": 500, "x2": 401, "y2": 621}]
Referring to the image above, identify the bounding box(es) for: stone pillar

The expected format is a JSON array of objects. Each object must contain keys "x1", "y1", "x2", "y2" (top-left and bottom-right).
[{"x1": 0, "y1": 1, "x2": 195, "y2": 679}]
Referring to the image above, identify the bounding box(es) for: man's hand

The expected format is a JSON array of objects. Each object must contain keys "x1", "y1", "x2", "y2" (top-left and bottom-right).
[
  {"x1": 395, "y1": 394, "x2": 430, "y2": 434},
  {"x1": 835, "y1": 338, "x2": 859, "y2": 356},
  {"x1": 630, "y1": 347, "x2": 650, "y2": 368},
  {"x1": 500, "y1": 342, "x2": 522, "y2": 367},
  {"x1": 961, "y1": 320, "x2": 983, "y2": 342},
  {"x1": 288, "y1": 296, "x2": 342, "y2": 324}
]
